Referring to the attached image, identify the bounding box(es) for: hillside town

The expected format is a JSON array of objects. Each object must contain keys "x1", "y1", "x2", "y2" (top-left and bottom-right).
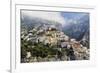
[{"x1": 21, "y1": 24, "x2": 89, "y2": 63}]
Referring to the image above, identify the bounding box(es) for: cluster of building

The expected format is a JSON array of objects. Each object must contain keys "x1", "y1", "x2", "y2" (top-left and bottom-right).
[
  {"x1": 21, "y1": 23, "x2": 89, "y2": 61},
  {"x1": 21, "y1": 24, "x2": 68, "y2": 45}
]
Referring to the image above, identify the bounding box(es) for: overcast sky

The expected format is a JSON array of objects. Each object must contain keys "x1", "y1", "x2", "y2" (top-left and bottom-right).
[{"x1": 21, "y1": 10, "x2": 89, "y2": 27}]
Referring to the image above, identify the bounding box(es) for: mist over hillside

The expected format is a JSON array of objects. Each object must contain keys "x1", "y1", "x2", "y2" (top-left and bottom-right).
[
  {"x1": 21, "y1": 14, "x2": 62, "y2": 32},
  {"x1": 21, "y1": 12, "x2": 89, "y2": 41}
]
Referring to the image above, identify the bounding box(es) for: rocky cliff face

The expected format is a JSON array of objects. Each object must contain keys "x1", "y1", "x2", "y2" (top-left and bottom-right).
[{"x1": 62, "y1": 14, "x2": 89, "y2": 41}]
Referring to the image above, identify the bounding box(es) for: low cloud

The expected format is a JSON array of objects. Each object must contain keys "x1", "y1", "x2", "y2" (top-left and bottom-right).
[{"x1": 21, "y1": 10, "x2": 66, "y2": 25}]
